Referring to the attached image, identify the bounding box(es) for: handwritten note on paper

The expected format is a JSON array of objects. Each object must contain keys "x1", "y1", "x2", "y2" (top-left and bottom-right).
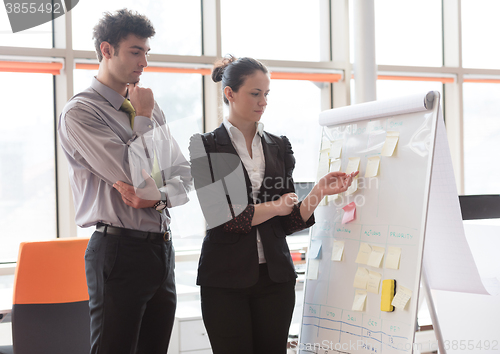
[
  {"x1": 353, "y1": 267, "x2": 369, "y2": 289},
  {"x1": 331, "y1": 240, "x2": 345, "y2": 261},
  {"x1": 308, "y1": 239, "x2": 322, "y2": 259},
  {"x1": 306, "y1": 259, "x2": 320, "y2": 280},
  {"x1": 342, "y1": 202, "x2": 356, "y2": 224},
  {"x1": 321, "y1": 137, "x2": 331, "y2": 152},
  {"x1": 367, "y1": 271, "x2": 382, "y2": 294},
  {"x1": 329, "y1": 139, "x2": 344, "y2": 159},
  {"x1": 352, "y1": 290, "x2": 367, "y2": 312},
  {"x1": 345, "y1": 157, "x2": 360, "y2": 195},
  {"x1": 346, "y1": 157, "x2": 361, "y2": 174},
  {"x1": 367, "y1": 245, "x2": 385, "y2": 268},
  {"x1": 329, "y1": 159, "x2": 342, "y2": 172},
  {"x1": 385, "y1": 246, "x2": 402, "y2": 269},
  {"x1": 391, "y1": 285, "x2": 412, "y2": 310},
  {"x1": 355, "y1": 243, "x2": 372, "y2": 265},
  {"x1": 365, "y1": 156, "x2": 381, "y2": 178},
  {"x1": 381, "y1": 131, "x2": 400, "y2": 156}
]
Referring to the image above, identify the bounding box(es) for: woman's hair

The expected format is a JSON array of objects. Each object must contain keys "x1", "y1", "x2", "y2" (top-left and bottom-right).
[{"x1": 212, "y1": 54, "x2": 268, "y2": 105}]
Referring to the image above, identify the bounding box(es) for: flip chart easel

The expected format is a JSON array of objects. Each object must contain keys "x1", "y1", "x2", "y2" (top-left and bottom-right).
[{"x1": 299, "y1": 91, "x2": 447, "y2": 354}]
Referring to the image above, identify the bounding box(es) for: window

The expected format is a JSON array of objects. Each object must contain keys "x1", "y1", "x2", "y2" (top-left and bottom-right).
[
  {"x1": 0, "y1": 10, "x2": 52, "y2": 48},
  {"x1": 73, "y1": 69, "x2": 206, "y2": 243},
  {"x1": 462, "y1": 0, "x2": 500, "y2": 69},
  {"x1": 221, "y1": 0, "x2": 322, "y2": 61},
  {"x1": 373, "y1": 0, "x2": 442, "y2": 67},
  {"x1": 376, "y1": 80, "x2": 443, "y2": 101},
  {"x1": 0, "y1": 72, "x2": 56, "y2": 261},
  {"x1": 71, "y1": 0, "x2": 202, "y2": 56},
  {"x1": 463, "y1": 82, "x2": 500, "y2": 194}
]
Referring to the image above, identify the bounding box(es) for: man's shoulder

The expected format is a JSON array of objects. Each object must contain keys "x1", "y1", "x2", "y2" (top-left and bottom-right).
[{"x1": 63, "y1": 87, "x2": 104, "y2": 114}]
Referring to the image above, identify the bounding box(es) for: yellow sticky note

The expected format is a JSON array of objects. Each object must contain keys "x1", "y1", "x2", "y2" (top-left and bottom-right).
[
  {"x1": 345, "y1": 176, "x2": 358, "y2": 196},
  {"x1": 331, "y1": 240, "x2": 345, "y2": 261},
  {"x1": 385, "y1": 247, "x2": 402, "y2": 270},
  {"x1": 355, "y1": 243, "x2": 371, "y2": 265},
  {"x1": 346, "y1": 157, "x2": 360, "y2": 174},
  {"x1": 381, "y1": 131, "x2": 399, "y2": 156},
  {"x1": 381, "y1": 279, "x2": 396, "y2": 312},
  {"x1": 321, "y1": 137, "x2": 331, "y2": 152},
  {"x1": 392, "y1": 285, "x2": 412, "y2": 310},
  {"x1": 353, "y1": 267, "x2": 369, "y2": 289},
  {"x1": 329, "y1": 139, "x2": 343, "y2": 159},
  {"x1": 307, "y1": 259, "x2": 320, "y2": 280},
  {"x1": 367, "y1": 245, "x2": 385, "y2": 268},
  {"x1": 367, "y1": 271, "x2": 382, "y2": 294},
  {"x1": 317, "y1": 151, "x2": 330, "y2": 182},
  {"x1": 352, "y1": 290, "x2": 367, "y2": 312},
  {"x1": 365, "y1": 156, "x2": 380, "y2": 178},
  {"x1": 329, "y1": 159, "x2": 342, "y2": 172}
]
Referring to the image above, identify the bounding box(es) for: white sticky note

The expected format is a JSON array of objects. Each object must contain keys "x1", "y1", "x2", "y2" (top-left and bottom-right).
[
  {"x1": 392, "y1": 285, "x2": 412, "y2": 310},
  {"x1": 367, "y1": 245, "x2": 385, "y2": 268},
  {"x1": 353, "y1": 267, "x2": 369, "y2": 289},
  {"x1": 308, "y1": 239, "x2": 322, "y2": 259},
  {"x1": 329, "y1": 139, "x2": 343, "y2": 159},
  {"x1": 365, "y1": 156, "x2": 380, "y2": 178},
  {"x1": 367, "y1": 271, "x2": 382, "y2": 294},
  {"x1": 381, "y1": 131, "x2": 399, "y2": 157},
  {"x1": 345, "y1": 157, "x2": 361, "y2": 174},
  {"x1": 352, "y1": 290, "x2": 367, "y2": 312},
  {"x1": 331, "y1": 240, "x2": 345, "y2": 261},
  {"x1": 385, "y1": 247, "x2": 402, "y2": 270},
  {"x1": 355, "y1": 243, "x2": 371, "y2": 265},
  {"x1": 306, "y1": 259, "x2": 320, "y2": 280}
]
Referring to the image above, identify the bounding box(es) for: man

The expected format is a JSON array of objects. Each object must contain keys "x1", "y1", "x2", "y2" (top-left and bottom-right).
[{"x1": 58, "y1": 9, "x2": 192, "y2": 354}]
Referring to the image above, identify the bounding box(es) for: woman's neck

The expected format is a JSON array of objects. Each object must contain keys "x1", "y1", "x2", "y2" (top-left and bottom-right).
[{"x1": 228, "y1": 116, "x2": 257, "y2": 141}]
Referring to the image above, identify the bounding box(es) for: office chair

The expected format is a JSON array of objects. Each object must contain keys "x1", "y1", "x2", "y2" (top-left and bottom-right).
[{"x1": 0, "y1": 238, "x2": 90, "y2": 354}]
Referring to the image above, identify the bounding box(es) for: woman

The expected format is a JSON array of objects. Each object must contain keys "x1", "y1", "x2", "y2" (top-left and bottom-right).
[{"x1": 189, "y1": 55, "x2": 357, "y2": 354}]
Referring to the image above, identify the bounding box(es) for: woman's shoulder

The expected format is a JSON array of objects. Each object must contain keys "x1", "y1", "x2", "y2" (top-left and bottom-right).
[{"x1": 262, "y1": 131, "x2": 292, "y2": 151}]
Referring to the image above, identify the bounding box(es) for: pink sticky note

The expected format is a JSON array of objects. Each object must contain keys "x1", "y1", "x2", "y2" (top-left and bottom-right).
[{"x1": 342, "y1": 202, "x2": 356, "y2": 224}]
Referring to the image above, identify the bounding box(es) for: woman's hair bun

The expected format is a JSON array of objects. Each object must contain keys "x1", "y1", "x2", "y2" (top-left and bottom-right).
[{"x1": 212, "y1": 54, "x2": 238, "y2": 83}]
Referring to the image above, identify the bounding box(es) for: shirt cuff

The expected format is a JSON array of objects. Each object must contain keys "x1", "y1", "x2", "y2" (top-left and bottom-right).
[
  {"x1": 132, "y1": 116, "x2": 154, "y2": 134},
  {"x1": 281, "y1": 202, "x2": 315, "y2": 235},
  {"x1": 163, "y1": 178, "x2": 190, "y2": 208}
]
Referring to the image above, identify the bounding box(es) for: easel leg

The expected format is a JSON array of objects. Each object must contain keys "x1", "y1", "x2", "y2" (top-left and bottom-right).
[{"x1": 422, "y1": 266, "x2": 447, "y2": 354}]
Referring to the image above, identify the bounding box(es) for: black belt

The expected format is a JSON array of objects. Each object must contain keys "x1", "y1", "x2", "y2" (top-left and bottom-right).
[{"x1": 96, "y1": 223, "x2": 171, "y2": 242}]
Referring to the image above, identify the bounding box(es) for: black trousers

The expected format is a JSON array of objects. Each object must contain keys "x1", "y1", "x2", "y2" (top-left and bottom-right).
[
  {"x1": 85, "y1": 230, "x2": 176, "y2": 354},
  {"x1": 200, "y1": 264, "x2": 295, "y2": 354}
]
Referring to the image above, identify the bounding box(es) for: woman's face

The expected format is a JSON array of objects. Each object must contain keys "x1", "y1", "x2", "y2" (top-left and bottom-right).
[{"x1": 227, "y1": 70, "x2": 270, "y2": 123}]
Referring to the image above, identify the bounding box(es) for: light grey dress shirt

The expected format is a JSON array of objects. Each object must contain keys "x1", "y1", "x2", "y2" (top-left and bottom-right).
[{"x1": 58, "y1": 77, "x2": 192, "y2": 233}]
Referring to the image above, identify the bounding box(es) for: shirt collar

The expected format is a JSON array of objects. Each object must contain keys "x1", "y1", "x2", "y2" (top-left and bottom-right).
[
  {"x1": 223, "y1": 118, "x2": 264, "y2": 141},
  {"x1": 90, "y1": 76, "x2": 128, "y2": 111}
]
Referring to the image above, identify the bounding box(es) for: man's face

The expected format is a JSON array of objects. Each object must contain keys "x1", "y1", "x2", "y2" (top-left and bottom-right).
[{"x1": 107, "y1": 34, "x2": 150, "y2": 86}]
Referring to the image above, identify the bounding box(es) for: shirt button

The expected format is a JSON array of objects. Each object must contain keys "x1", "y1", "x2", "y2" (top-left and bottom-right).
[
  {"x1": 148, "y1": 125, "x2": 152, "y2": 128},
  {"x1": 253, "y1": 168, "x2": 257, "y2": 171}
]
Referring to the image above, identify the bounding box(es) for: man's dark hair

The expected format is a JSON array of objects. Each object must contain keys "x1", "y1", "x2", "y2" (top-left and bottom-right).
[{"x1": 92, "y1": 8, "x2": 156, "y2": 62}]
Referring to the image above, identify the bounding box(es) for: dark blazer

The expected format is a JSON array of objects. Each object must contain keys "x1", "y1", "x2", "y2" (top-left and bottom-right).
[{"x1": 189, "y1": 124, "x2": 314, "y2": 288}]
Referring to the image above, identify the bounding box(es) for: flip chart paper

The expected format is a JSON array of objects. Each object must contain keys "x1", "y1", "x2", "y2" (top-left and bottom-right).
[
  {"x1": 317, "y1": 151, "x2": 330, "y2": 206},
  {"x1": 331, "y1": 240, "x2": 345, "y2": 261},
  {"x1": 381, "y1": 131, "x2": 399, "y2": 156},
  {"x1": 329, "y1": 139, "x2": 343, "y2": 159},
  {"x1": 308, "y1": 239, "x2": 322, "y2": 259},
  {"x1": 307, "y1": 259, "x2": 320, "y2": 280},
  {"x1": 392, "y1": 285, "x2": 412, "y2": 310},
  {"x1": 355, "y1": 243, "x2": 372, "y2": 265},
  {"x1": 365, "y1": 156, "x2": 381, "y2": 177},
  {"x1": 342, "y1": 202, "x2": 356, "y2": 224},
  {"x1": 329, "y1": 159, "x2": 342, "y2": 172},
  {"x1": 367, "y1": 271, "x2": 382, "y2": 294},
  {"x1": 320, "y1": 137, "x2": 331, "y2": 151},
  {"x1": 352, "y1": 290, "x2": 367, "y2": 311},
  {"x1": 385, "y1": 247, "x2": 402, "y2": 269},
  {"x1": 367, "y1": 245, "x2": 385, "y2": 268},
  {"x1": 353, "y1": 267, "x2": 369, "y2": 289}
]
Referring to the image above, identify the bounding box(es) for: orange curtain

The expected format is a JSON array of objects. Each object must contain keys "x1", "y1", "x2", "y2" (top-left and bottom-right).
[{"x1": 0, "y1": 61, "x2": 63, "y2": 75}]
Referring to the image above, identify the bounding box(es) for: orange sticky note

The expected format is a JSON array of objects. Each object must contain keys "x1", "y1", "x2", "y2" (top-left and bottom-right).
[{"x1": 342, "y1": 202, "x2": 356, "y2": 224}]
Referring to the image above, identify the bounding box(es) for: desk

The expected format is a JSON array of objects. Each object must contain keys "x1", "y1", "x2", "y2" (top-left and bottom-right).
[{"x1": 0, "y1": 288, "x2": 12, "y2": 323}]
